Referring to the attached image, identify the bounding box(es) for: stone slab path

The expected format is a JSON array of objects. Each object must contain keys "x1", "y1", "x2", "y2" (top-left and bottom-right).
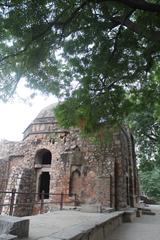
[
  {"x1": 107, "y1": 205, "x2": 160, "y2": 240},
  {"x1": 23, "y1": 210, "x2": 123, "y2": 240}
]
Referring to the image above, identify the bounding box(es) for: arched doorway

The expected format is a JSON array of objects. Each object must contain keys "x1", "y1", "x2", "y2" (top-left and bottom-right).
[
  {"x1": 39, "y1": 172, "x2": 50, "y2": 199},
  {"x1": 35, "y1": 149, "x2": 52, "y2": 199}
]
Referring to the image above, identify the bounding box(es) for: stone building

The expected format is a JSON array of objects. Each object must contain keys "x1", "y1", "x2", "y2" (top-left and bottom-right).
[{"x1": 0, "y1": 104, "x2": 139, "y2": 216}]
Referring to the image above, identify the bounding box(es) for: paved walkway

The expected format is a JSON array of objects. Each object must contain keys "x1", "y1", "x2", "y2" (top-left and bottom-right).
[
  {"x1": 22, "y1": 205, "x2": 160, "y2": 240},
  {"x1": 24, "y1": 210, "x2": 122, "y2": 240},
  {"x1": 107, "y1": 205, "x2": 160, "y2": 240}
]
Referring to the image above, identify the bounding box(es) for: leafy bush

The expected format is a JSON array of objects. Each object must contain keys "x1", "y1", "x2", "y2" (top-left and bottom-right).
[{"x1": 139, "y1": 168, "x2": 160, "y2": 202}]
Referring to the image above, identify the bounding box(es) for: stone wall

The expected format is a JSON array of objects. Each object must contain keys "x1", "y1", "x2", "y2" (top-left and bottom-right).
[
  {"x1": 0, "y1": 157, "x2": 10, "y2": 213},
  {"x1": 0, "y1": 140, "x2": 19, "y2": 158},
  {"x1": 0, "y1": 105, "x2": 139, "y2": 216}
]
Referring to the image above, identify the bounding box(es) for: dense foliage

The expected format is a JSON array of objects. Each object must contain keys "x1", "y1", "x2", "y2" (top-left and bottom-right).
[
  {"x1": 1, "y1": 1, "x2": 160, "y2": 197},
  {"x1": 140, "y1": 168, "x2": 160, "y2": 201}
]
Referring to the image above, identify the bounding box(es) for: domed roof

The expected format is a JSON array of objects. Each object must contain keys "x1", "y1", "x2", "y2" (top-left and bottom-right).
[
  {"x1": 23, "y1": 103, "x2": 58, "y2": 139},
  {"x1": 35, "y1": 103, "x2": 57, "y2": 119}
]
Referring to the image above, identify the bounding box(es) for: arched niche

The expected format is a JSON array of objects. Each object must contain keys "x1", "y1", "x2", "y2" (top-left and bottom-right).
[
  {"x1": 69, "y1": 169, "x2": 81, "y2": 196},
  {"x1": 35, "y1": 148, "x2": 52, "y2": 165}
]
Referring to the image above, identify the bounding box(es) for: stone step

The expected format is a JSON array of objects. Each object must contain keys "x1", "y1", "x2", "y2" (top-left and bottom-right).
[
  {"x1": 0, "y1": 234, "x2": 17, "y2": 239},
  {"x1": 138, "y1": 207, "x2": 156, "y2": 215},
  {"x1": 142, "y1": 210, "x2": 156, "y2": 215}
]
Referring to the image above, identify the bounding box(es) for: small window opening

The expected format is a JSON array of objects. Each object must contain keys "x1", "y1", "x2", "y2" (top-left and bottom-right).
[{"x1": 35, "y1": 149, "x2": 52, "y2": 165}]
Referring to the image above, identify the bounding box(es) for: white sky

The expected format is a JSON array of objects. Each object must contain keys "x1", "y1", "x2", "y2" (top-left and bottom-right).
[{"x1": 0, "y1": 79, "x2": 58, "y2": 141}]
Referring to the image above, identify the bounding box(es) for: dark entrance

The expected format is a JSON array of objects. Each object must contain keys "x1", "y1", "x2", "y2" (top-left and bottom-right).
[
  {"x1": 41, "y1": 151, "x2": 51, "y2": 165},
  {"x1": 39, "y1": 172, "x2": 50, "y2": 199}
]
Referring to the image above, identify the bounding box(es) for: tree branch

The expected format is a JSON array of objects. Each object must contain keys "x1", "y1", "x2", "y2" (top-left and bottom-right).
[
  {"x1": 110, "y1": 10, "x2": 135, "y2": 58},
  {"x1": 95, "y1": 0, "x2": 160, "y2": 13},
  {"x1": 0, "y1": 23, "x2": 55, "y2": 63},
  {"x1": 0, "y1": 1, "x2": 89, "y2": 63},
  {"x1": 111, "y1": 16, "x2": 142, "y2": 34},
  {"x1": 115, "y1": 0, "x2": 160, "y2": 13},
  {"x1": 62, "y1": 0, "x2": 89, "y2": 27},
  {"x1": 1, "y1": 0, "x2": 160, "y2": 64},
  {"x1": 111, "y1": 16, "x2": 160, "y2": 41}
]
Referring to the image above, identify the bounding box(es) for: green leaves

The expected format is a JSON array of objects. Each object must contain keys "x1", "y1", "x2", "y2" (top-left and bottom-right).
[
  {"x1": 1, "y1": 1, "x2": 160, "y2": 155},
  {"x1": 139, "y1": 168, "x2": 160, "y2": 201}
]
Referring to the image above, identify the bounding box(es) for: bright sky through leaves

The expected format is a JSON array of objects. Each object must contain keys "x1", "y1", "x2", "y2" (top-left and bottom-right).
[{"x1": 0, "y1": 79, "x2": 57, "y2": 141}]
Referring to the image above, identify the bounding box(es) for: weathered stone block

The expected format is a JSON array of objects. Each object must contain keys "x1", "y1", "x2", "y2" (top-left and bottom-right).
[
  {"x1": 0, "y1": 215, "x2": 29, "y2": 238},
  {"x1": 123, "y1": 209, "x2": 137, "y2": 222},
  {"x1": 88, "y1": 226, "x2": 104, "y2": 240}
]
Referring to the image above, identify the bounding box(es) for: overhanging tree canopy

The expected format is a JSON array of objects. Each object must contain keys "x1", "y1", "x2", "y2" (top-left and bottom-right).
[{"x1": 0, "y1": 0, "x2": 160, "y2": 131}]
